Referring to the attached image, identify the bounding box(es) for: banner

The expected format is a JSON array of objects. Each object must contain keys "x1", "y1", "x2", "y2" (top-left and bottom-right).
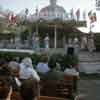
[
  {"x1": 76, "y1": 8, "x2": 80, "y2": 21},
  {"x1": 70, "y1": 8, "x2": 74, "y2": 19},
  {"x1": 8, "y1": 13, "x2": 16, "y2": 24}
]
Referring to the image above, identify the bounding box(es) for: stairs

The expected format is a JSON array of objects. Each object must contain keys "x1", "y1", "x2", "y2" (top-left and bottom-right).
[
  {"x1": 78, "y1": 80, "x2": 100, "y2": 100},
  {"x1": 79, "y1": 51, "x2": 100, "y2": 74}
]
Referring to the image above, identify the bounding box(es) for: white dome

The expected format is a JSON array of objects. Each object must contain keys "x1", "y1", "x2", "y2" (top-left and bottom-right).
[{"x1": 39, "y1": 0, "x2": 67, "y2": 20}]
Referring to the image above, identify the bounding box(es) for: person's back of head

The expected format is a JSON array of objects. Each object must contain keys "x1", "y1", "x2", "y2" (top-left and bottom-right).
[
  {"x1": 0, "y1": 65, "x2": 11, "y2": 77},
  {"x1": 48, "y1": 57, "x2": 56, "y2": 70},
  {"x1": 8, "y1": 61, "x2": 20, "y2": 77},
  {"x1": 0, "y1": 79, "x2": 10, "y2": 99},
  {"x1": 40, "y1": 55, "x2": 48, "y2": 63},
  {"x1": 0, "y1": 66, "x2": 11, "y2": 100},
  {"x1": 20, "y1": 79, "x2": 40, "y2": 100}
]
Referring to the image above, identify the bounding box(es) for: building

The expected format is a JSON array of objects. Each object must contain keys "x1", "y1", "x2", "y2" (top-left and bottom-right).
[
  {"x1": 96, "y1": 0, "x2": 100, "y2": 8},
  {"x1": 77, "y1": 0, "x2": 100, "y2": 51}
]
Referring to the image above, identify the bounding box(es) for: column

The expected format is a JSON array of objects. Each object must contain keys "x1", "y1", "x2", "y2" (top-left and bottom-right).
[{"x1": 54, "y1": 25, "x2": 57, "y2": 48}]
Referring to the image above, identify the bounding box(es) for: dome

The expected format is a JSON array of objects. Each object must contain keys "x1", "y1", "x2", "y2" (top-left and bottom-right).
[{"x1": 39, "y1": 0, "x2": 67, "y2": 20}]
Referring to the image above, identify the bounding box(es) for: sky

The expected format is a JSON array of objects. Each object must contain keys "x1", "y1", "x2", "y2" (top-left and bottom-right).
[{"x1": 0, "y1": 0, "x2": 95, "y2": 14}]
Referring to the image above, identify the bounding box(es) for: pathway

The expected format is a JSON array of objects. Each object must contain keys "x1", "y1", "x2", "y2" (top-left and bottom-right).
[{"x1": 78, "y1": 80, "x2": 100, "y2": 100}]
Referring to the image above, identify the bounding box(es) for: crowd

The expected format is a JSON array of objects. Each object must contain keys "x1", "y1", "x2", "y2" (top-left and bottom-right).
[{"x1": 0, "y1": 54, "x2": 79, "y2": 100}]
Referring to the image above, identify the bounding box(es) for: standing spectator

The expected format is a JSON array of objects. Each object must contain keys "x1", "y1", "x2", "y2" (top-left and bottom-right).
[
  {"x1": 44, "y1": 34, "x2": 49, "y2": 51},
  {"x1": 87, "y1": 34, "x2": 95, "y2": 53},
  {"x1": 19, "y1": 57, "x2": 40, "y2": 82},
  {"x1": 35, "y1": 35, "x2": 40, "y2": 51},
  {"x1": 32, "y1": 34, "x2": 40, "y2": 51},
  {"x1": 73, "y1": 37, "x2": 79, "y2": 55},
  {"x1": 32, "y1": 34, "x2": 35, "y2": 50},
  {"x1": 81, "y1": 36, "x2": 87, "y2": 50}
]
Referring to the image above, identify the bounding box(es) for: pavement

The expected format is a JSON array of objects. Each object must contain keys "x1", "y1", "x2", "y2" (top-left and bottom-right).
[
  {"x1": 79, "y1": 51, "x2": 100, "y2": 74},
  {"x1": 78, "y1": 80, "x2": 100, "y2": 100}
]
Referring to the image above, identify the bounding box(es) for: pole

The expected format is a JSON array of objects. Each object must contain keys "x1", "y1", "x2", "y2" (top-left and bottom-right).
[
  {"x1": 88, "y1": 22, "x2": 95, "y2": 53},
  {"x1": 36, "y1": 23, "x2": 38, "y2": 35},
  {"x1": 54, "y1": 25, "x2": 57, "y2": 48},
  {"x1": 88, "y1": 22, "x2": 92, "y2": 52}
]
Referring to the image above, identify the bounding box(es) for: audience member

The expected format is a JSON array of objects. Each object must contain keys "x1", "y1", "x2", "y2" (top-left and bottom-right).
[
  {"x1": 0, "y1": 66, "x2": 12, "y2": 100},
  {"x1": 64, "y1": 65, "x2": 79, "y2": 77},
  {"x1": 36, "y1": 55, "x2": 50, "y2": 74},
  {"x1": 20, "y1": 79, "x2": 40, "y2": 100},
  {"x1": 64, "y1": 65, "x2": 79, "y2": 92},
  {"x1": 19, "y1": 57, "x2": 40, "y2": 82},
  {"x1": 8, "y1": 61, "x2": 21, "y2": 91},
  {"x1": 44, "y1": 58, "x2": 64, "y2": 80}
]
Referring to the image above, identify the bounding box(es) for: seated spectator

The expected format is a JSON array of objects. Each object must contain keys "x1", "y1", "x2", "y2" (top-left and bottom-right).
[
  {"x1": 64, "y1": 65, "x2": 79, "y2": 92},
  {"x1": 0, "y1": 65, "x2": 12, "y2": 100},
  {"x1": 20, "y1": 79, "x2": 40, "y2": 100},
  {"x1": 0, "y1": 59, "x2": 8, "y2": 68},
  {"x1": 19, "y1": 57, "x2": 40, "y2": 82},
  {"x1": 0, "y1": 63, "x2": 22, "y2": 100},
  {"x1": 36, "y1": 55, "x2": 50, "y2": 74},
  {"x1": 44, "y1": 58, "x2": 64, "y2": 80},
  {"x1": 8, "y1": 61, "x2": 21, "y2": 91},
  {"x1": 64, "y1": 65, "x2": 79, "y2": 77},
  {"x1": 0, "y1": 79, "x2": 12, "y2": 100},
  {"x1": 8, "y1": 61, "x2": 20, "y2": 77}
]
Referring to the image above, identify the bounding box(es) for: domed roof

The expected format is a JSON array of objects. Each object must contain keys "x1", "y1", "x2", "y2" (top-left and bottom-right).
[
  {"x1": 39, "y1": 0, "x2": 66, "y2": 19},
  {"x1": 40, "y1": 5, "x2": 66, "y2": 14}
]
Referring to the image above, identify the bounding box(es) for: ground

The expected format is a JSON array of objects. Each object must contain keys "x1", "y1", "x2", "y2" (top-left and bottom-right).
[{"x1": 78, "y1": 79, "x2": 100, "y2": 100}]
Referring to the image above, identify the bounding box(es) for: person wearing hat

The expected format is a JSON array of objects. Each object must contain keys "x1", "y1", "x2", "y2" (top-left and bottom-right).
[{"x1": 19, "y1": 57, "x2": 40, "y2": 82}]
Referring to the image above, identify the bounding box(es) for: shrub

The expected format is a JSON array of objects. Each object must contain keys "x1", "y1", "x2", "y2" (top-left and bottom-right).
[{"x1": 49, "y1": 53, "x2": 79, "y2": 71}]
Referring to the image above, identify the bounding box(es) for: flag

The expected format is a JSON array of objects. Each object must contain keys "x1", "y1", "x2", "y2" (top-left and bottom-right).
[
  {"x1": 88, "y1": 11, "x2": 97, "y2": 23},
  {"x1": 11, "y1": 14, "x2": 16, "y2": 24},
  {"x1": 8, "y1": 13, "x2": 16, "y2": 24},
  {"x1": 76, "y1": 8, "x2": 80, "y2": 21},
  {"x1": 70, "y1": 8, "x2": 74, "y2": 19},
  {"x1": 8, "y1": 13, "x2": 11, "y2": 23},
  {"x1": 25, "y1": 8, "x2": 29, "y2": 15}
]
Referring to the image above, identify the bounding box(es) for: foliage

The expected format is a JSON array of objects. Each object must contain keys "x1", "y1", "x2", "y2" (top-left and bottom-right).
[
  {"x1": 63, "y1": 54, "x2": 79, "y2": 68},
  {"x1": 49, "y1": 53, "x2": 79, "y2": 71},
  {"x1": 0, "y1": 51, "x2": 79, "y2": 70},
  {"x1": 31, "y1": 53, "x2": 41, "y2": 67},
  {"x1": 0, "y1": 51, "x2": 41, "y2": 67},
  {"x1": 0, "y1": 51, "x2": 31, "y2": 62}
]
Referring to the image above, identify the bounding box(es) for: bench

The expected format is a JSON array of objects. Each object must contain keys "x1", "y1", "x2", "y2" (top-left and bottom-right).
[
  {"x1": 40, "y1": 80, "x2": 74, "y2": 99},
  {"x1": 38, "y1": 96, "x2": 68, "y2": 100}
]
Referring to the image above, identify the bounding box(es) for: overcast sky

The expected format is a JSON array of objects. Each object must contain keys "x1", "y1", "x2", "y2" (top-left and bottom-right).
[{"x1": 0, "y1": 0, "x2": 95, "y2": 14}]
